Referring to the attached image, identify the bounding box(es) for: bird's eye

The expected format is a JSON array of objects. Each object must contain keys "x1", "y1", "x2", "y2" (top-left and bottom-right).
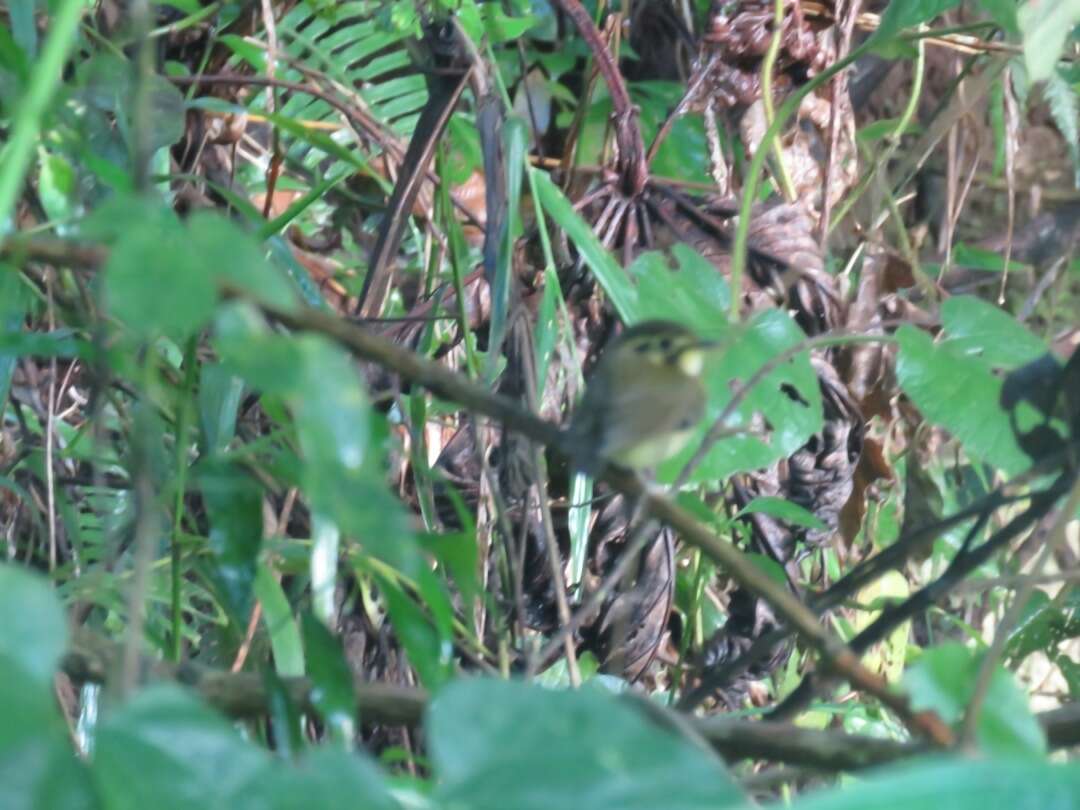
[{"x1": 658, "y1": 338, "x2": 672, "y2": 351}]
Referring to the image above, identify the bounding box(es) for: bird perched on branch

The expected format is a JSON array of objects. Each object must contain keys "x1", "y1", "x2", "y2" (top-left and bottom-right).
[{"x1": 568, "y1": 320, "x2": 715, "y2": 476}]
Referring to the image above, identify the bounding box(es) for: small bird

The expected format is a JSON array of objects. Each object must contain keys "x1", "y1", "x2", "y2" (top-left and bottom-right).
[{"x1": 568, "y1": 320, "x2": 715, "y2": 476}]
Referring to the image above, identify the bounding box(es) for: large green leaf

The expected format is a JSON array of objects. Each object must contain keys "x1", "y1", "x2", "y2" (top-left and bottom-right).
[
  {"x1": 660, "y1": 308, "x2": 823, "y2": 484},
  {"x1": 903, "y1": 643, "x2": 1046, "y2": 756},
  {"x1": 428, "y1": 679, "x2": 743, "y2": 810},
  {"x1": 197, "y1": 362, "x2": 244, "y2": 456},
  {"x1": 940, "y1": 296, "x2": 1049, "y2": 370},
  {"x1": 92, "y1": 685, "x2": 268, "y2": 810},
  {"x1": 77, "y1": 53, "x2": 185, "y2": 153},
  {"x1": 0, "y1": 565, "x2": 92, "y2": 810},
  {"x1": 896, "y1": 324, "x2": 1029, "y2": 475},
  {"x1": 1019, "y1": 0, "x2": 1080, "y2": 82},
  {"x1": 0, "y1": 564, "x2": 66, "y2": 685},
  {"x1": 1006, "y1": 589, "x2": 1080, "y2": 663},
  {"x1": 783, "y1": 757, "x2": 1080, "y2": 809},
  {"x1": 102, "y1": 202, "x2": 217, "y2": 340},
  {"x1": 630, "y1": 246, "x2": 731, "y2": 333},
  {"x1": 253, "y1": 563, "x2": 305, "y2": 678},
  {"x1": 225, "y1": 748, "x2": 397, "y2": 810},
  {"x1": 185, "y1": 212, "x2": 297, "y2": 311}
]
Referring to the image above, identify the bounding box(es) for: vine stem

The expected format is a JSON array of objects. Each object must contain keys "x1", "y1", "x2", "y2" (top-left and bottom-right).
[
  {"x1": 549, "y1": 0, "x2": 647, "y2": 195},
  {"x1": 761, "y1": 0, "x2": 798, "y2": 201},
  {"x1": 730, "y1": 39, "x2": 876, "y2": 322}
]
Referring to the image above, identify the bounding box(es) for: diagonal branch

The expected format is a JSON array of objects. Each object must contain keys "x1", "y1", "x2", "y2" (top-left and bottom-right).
[{"x1": 254, "y1": 296, "x2": 954, "y2": 745}]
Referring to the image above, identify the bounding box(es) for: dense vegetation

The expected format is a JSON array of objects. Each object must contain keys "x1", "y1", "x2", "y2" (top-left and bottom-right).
[{"x1": 1, "y1": 0, "x2": 1079, "y2": 807}]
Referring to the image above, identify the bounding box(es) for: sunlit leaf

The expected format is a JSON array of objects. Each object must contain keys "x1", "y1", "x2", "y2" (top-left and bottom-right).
[
  {"x1": 1019, "y1": 0, "x2": 1080, "y2": 82},
  {"x1": 904, "y1": 643, "x2": 1046, "y2": 756},
  {"x1": 785, "y1": 757, "x2": 1080, "y2": 809},
  {"x1": 429, "y1": 679, "x2": 743, "y2": 810},
  {"x1": 896, "y1": 324, "x2": 1029, "y2": 475}
]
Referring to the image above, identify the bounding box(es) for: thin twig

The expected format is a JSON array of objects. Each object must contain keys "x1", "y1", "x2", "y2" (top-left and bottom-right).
[
  {"x1": 767, "y1": 472, "x2": 1073, "y2": 722},
  {"x1": 45, "y1": 274, "x2": 58, "y2": 571},
  {"x1": 959, "y1": 476, "x2": 1080, "y2": 747}
]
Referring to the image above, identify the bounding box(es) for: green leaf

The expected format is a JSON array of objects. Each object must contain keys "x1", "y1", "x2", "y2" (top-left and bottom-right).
[
  {"x1": 197, "y1": 363, "x2": 243, "y2": 456},
  {"x1": 423, "y1": 528, "x2": 480, "y2": 629},
  {"x1": 185, "y1": 212, "x2": 297, "y2": 311},
  {"x1": 0, "y1": 565, "x2": 90, "y2": 810},
  {"x1": 92, "y1": 685, "x2": 268, "y2": 809},
  {"x1": 77, "y1": 54, "x2": 186, "y2": 152},
  {"x1": 629, "y1": 245, "x2": 731, "y2": 334},
  {"x1": 300, "y1": 612, "x2": 357, "y2": 744},
  {"x1": 871, "y1": 0, "x2": 961, "y2": 45},
  {"x1": 1019, "y1": 0, "x2": 1080, "y2": 82},
  {"x1": 36, "y1": 150, "x2": 77, "y2": 222},
  {"x1": 429, "y1": 679, "x2": 743, "y2": 810},
  {"x1": 376, "y1": 571, "x2": 453, "y2": 690},
  {"x1": 904, "y1": 643, "x2": 1046, "y2": 756},
  {"x1": 744, "y1": 553, "x2": 789, "y2": 588},
  {"x1": 660, "y1": 309, "x2": 823, "y2": 484},
  {"x1": 0, "y1": 665, "x2": 91, "y2": 810},
  {"x1": 7, "y1": 0, "x2": 36, "y2": 59},
  {"x1": 856, "y1": 117, "x2": 923, "y2": 144},
  {"x1": 1006, "y1": 588, "x2": 1080, "y2": 663},
  {"x1": 0, "y1": 327, "x2": 92, "y2": 360},
  {"x1": 218, "y1": 33, "x2": 267, "y2": 72},
  {"x1": 738, "y1": 496, "x2": 828, "y2": 532},
  {"x1": 225, "y1": 748, "x2": 396, "y2": 810},
  {"x1": 0, "y1": 269, "x2": 29, "y2": 415},
  {"x1": 950, "y1": 242, "x2": 1029, "y2": 273},
  {"x1": 310, "y1": 514, "x2": 340, "y2": 625},
  {"x1": 253, "y1": 564, "x2": 305, "y2": 678},
  {"x1": 786, "y1": 757, "x2": 1080, "y2": 809},
  {"x1": 896, "y1": 325, "x2": 1029, "y2": 474},
  {"x1": 213, "y1": 305, "x2": 422, "y2": 576},
  {"x1": 197, "y1": 460, "x2": 263, "y2": 621},
  {"x1": 0, "y1": 564, "x2": 67, "y2": 685},
  {"x1": 940, "y1": 295, "x2": 1049, "y2": 370},
  {"x1": 480, "y1": 4, "x2": 537, "y2": 42},
  {"x1": 567, "y1": 473, "x2": 593, "y2": 588},
  {"x1": 1044, "y1": 68, "x2": 1080, "y2": 186},
  {"x1": 103, "y1": 201, "x2": 216, "y2": 339},
  {"x1": 213, "y1": 304, "x2": 307, "y2": 395},
  {"x1": 0, "y1": 0, "x2": 85, "y2": 231},
  {"x1": 0, "y1": 19, "x2": 29, "y2": 86},
  {"x1": 531, "y1": 170, "x2": 639, "y2": 322},
  {"x1": 977, "y1": 0, "x2": 1020, "y2": 33}
]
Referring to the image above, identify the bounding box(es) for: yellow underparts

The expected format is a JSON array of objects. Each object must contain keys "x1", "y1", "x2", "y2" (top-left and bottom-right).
[{"x1": 610, "y1": 427, "x2": 696, "y2": 471}]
